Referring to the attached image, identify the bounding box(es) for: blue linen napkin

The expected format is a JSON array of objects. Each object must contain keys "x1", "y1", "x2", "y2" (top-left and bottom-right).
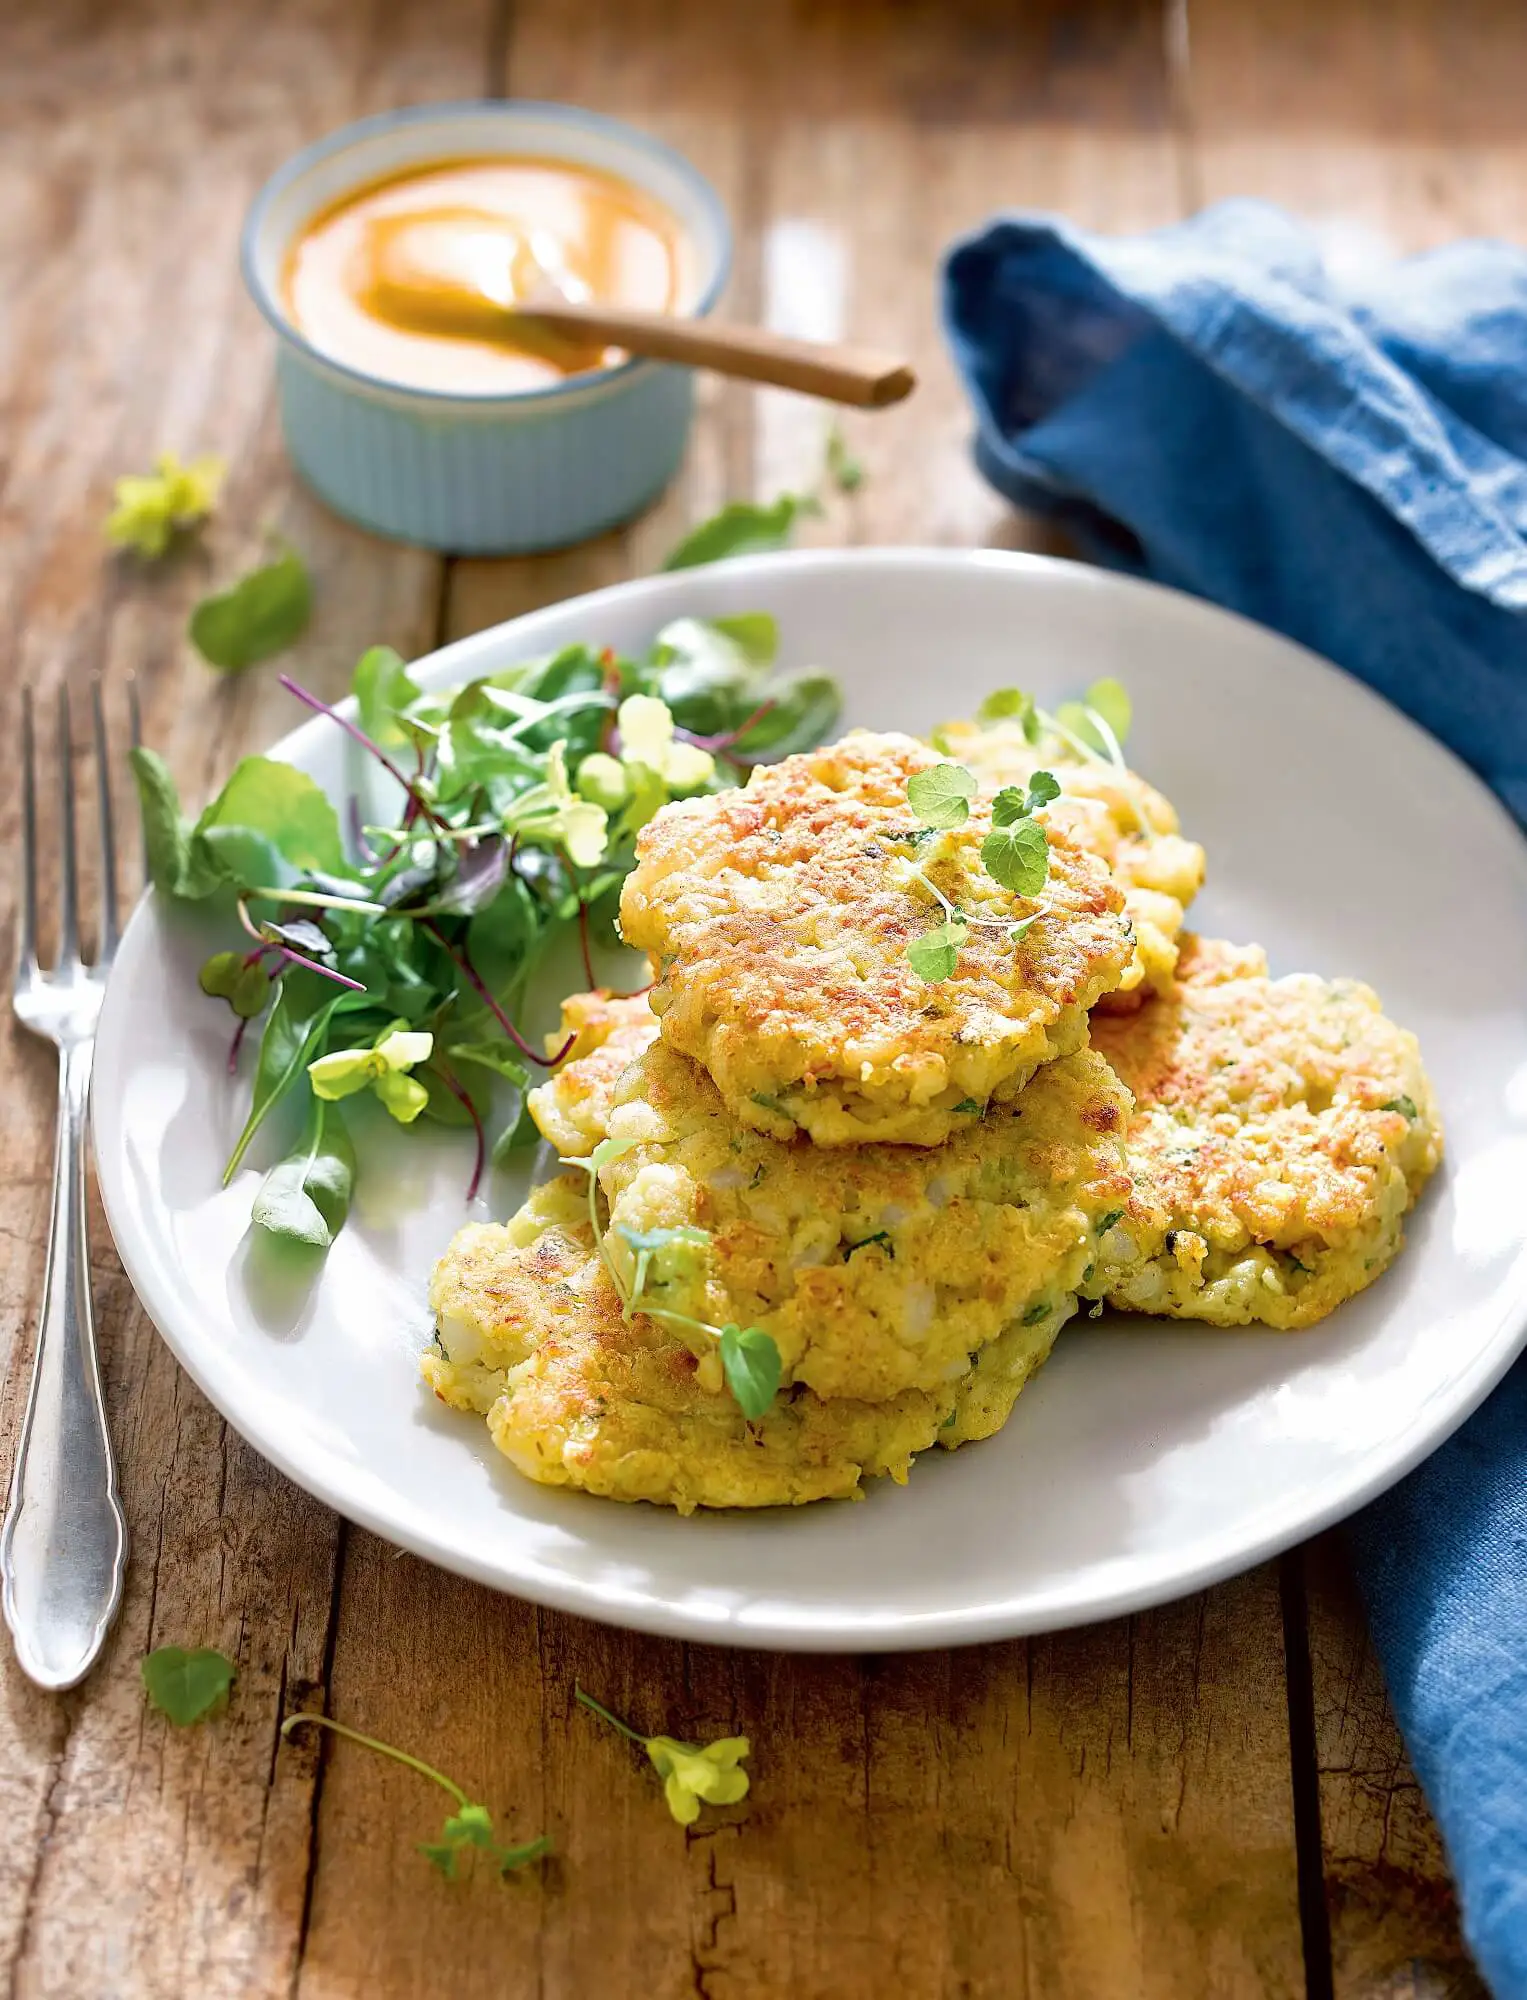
[{"x1": 943, "y1": 199, "x2": 1527, "y2": 1998}]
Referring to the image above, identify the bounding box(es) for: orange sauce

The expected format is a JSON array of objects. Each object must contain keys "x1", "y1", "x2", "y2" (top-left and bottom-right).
[{"x1": 284, "y1": 157, "x2": 696, "y2": 394}]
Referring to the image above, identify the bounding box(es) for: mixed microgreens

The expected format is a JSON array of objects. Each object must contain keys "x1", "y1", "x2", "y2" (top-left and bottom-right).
[
  {"x1": 563, "y1": 1135, "x2": 782, "y2": 1420},
  {"x1": 903, "y1": 676, "x2": 1134, "y2": 985},
  {"x1": 135, "y1": 592, "x2": 841, "y2": 1257}
]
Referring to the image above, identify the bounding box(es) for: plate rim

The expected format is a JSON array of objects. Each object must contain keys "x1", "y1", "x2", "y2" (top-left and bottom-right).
[{"x1": 93, "y1": 545, "x2": 1527, "y2": 1651}]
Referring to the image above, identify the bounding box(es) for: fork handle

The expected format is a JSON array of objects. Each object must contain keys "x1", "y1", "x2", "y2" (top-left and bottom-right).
[{"x1": 2, "y1": 1039, "x2": 128, "y2": 1689}]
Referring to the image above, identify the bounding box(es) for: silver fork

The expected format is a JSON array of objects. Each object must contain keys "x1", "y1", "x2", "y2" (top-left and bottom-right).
[{"x1": 2, "y1": 683, "x2": 131, "y2": 1689}]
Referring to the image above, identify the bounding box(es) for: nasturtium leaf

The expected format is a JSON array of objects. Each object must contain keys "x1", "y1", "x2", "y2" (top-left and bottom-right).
[
  {"x1": 142, "y1": 1645, "x2": 235, "y2": 1725},
  {"x1": 906, "y1": 763, "x2": 977, "y2": 831},
  {"x1": 190, "y1": 549, "x2": 312, "y2": 672},
  {"x1": 906, "y1": 918, "x2": 969, "y2": 984},
  {"x1": 981, "y1": 816, "x2": 1049, "y2": 897},
  {"x1": 719, "y1": 1323, "x2": 781, "y2": 1418},
  {"x1": 1026, "y1": 769, "x2": 1062, "y2": 809},
  {"x1": 661, "y1": 494, "x2": 815, "y2": 571}
]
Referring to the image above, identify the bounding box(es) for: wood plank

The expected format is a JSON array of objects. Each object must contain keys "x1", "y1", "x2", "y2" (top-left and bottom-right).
[
  {"x1": 304, "y1": 7, "x2": 1306, "y2": 1997},
  {"x1": 1179, "y1": 1, "x2": 1527, "y2": 1988},
  {"x1": 1303, "y1": 1538, "x2": 1487, "y2": 2000},
  {"x1": 0, "y1": 1, "x2": 489, "y2": 1991},
  {"x1": 302, "y1": 1540, "x2": 1302, "y2": 2000}
]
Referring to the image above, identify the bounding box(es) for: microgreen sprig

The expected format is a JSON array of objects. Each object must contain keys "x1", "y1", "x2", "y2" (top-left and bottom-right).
[
  {"x1": 900, "y1": 762, "x2": 1058, "y2": 984},
  {"x1": 563, "y1": 1138, "x2": 782, "y2": 1419},
  {"x1": 280, "y1": 1713, "x2": 550, "y2": 1882},
  {"x1": 575, "y1": 1687, "x2": 751, "y2": 1826}
]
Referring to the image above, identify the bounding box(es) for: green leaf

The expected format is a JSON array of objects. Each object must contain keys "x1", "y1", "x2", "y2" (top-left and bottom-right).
[
  {"x1": 732, "y1": 673, "x2": 842, "y2": 761},
  {"x1": 1382, "y1": 1095, "x2": 1419, "y2": 1119},
  {"x1": 706, "y1": 612, "x2": 778, "y2": 666},
  {"x1": 194, "y1": 756, "x2": 345, "y2": 878},
  {"x1": 661, "y1": 494, "x2": 814, "y2": 571},
  {"x1": 719, "y1": 1324, "x2": 781, "y2": 1418},
  {"x1": 906, "y1": 919, "x2": 968, "y2": 984},
  {"x1": 251, "y1": 1092, "x2": 355, "y2": 1249},
  {"x1": 825, "y1": 424, "x2": 865, "y2": 494},
  {"x1": 142, "y1": 1645, "x2": 235, "y2": 1725},
  {"x1": 497, "y1": 1834, "x2": 553, "y2": 1876},
  {"x1": 981, "y1": 816, "x2": 1049, "y2": 897},
  {"x1": 1084, "y1": 677, "x2": 1131, "y2": 747},
  {"x1": 353, "y1": 645, "x2": 421, "y2": 748},
  {"x1": 1026, "y1": 769, "x2": 1062, "y2": 809},
  {"x1": 224, "y1": 971, "x2": 350, "y2": 1183},
  {"x1": 130, "y1": 747, "x2": 195, "y2": 896},
  {"x1": 444, "y1": 1040, "x2": 531, "y2": 1088},
  {"x1": 906, "y1": 763, "x2": 976, "y2": 830},
  {"x1": 977, "y1": 687, "x2": 1040, "y2": 740},
  {"x1": 190, "y1": 549, "x2": 312, "y2": 672}
]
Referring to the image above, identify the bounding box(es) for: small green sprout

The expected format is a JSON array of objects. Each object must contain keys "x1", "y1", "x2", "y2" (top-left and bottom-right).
[{"x1": 280, "y1": 1713, "x2": 550, "y2": 1882}]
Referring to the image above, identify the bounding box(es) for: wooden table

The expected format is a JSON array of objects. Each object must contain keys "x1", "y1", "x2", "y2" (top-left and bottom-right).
[{"x1": 1, "y1": 2, "x2": 1516, "y2": 1993}]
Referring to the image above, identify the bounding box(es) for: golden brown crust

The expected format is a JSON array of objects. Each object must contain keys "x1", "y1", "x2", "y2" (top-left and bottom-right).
[
  {"x1": 620, "y1": 730, "x2": 1133, "y2": 1145},
  {"x1": 1089, "y1": 938, "x2": 1443, "y2": 1328},
  {"x1": 935, "y1": 716, "x2": 1206, "y2": 1011},
  {"x1": 529, "y1": 988, "x2": 661, "y2": 1157},
  {"x1": 424, "y1": 1197, "x2": 1069, "y2": 1513}
]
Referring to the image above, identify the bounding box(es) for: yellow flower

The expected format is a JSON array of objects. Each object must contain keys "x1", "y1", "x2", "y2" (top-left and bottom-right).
[
  {"x1": 617, "y1": 694, "x2": 715, "y2": 792},
  {"x1": 576, "y1": 1687, "x2": 751, "y2": 1825},
  {"x1": 644, "y1": 1736, "x2": 751, "y2": 1826},
  {"x1": 106, "y1": 450, "x2": 225, "y2": 558},
  {"x1": 309, "y1": 1027, "x2": 433, "y2": 1124}
]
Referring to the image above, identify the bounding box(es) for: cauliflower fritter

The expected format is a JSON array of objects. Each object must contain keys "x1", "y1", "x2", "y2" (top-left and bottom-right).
[
  {"x1": 424, "y1": 1186, "x2": 1071, "y2": 1513},
  {"x1": 936, "y1": 715, "x2": 1205, "y2": 1009},
  {"x1": 1089, "y1": 936, "x2": 1443, "y2": 1328},
  {"x1": 528, "y1": 988, "x2": 660, "y2": 1157},
  {"x1": 590, "y1": 1038, "x2": 1130, "y2": 1400},
  {"x1": 620, "y1": 730, "x2": 1134, "y2": 1146}
]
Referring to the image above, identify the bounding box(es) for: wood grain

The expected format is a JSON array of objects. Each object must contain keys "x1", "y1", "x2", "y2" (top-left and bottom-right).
[
  {"x1": 0, "y1": 0, "x2": 484, "y2": 1990},
  {"x1": 1180, "y1": 1, "x2": 1527, "y2": 1988}
]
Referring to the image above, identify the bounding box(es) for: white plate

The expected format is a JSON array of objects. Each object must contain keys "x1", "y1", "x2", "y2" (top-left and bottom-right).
[{"x1": 93, "y1": 550, "x2": 1527, "y2": 1651}]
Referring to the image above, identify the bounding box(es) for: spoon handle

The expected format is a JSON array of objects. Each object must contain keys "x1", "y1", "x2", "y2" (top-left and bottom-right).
[{"x1": 512, "y1": 302, "x2": 916, "y2": 408}]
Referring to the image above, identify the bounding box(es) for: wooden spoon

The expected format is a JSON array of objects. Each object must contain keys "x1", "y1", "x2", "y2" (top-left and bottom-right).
[
  {"x1": 500, "y1": 298, "x2": 916, "y2": 408},
  {"x1": 359, "y1": 212, "x2": 917, "y2": 408}
]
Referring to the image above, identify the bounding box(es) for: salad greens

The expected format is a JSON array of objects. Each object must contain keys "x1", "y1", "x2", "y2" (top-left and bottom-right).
[{"x1": 135, "y1": 593, "x2": 842, "y2": 1277}]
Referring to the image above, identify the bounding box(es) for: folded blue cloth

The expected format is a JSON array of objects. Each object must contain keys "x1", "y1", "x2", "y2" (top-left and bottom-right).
[{"x1": 944, "y1": 200, "x2": 1527, "y2": 1998}]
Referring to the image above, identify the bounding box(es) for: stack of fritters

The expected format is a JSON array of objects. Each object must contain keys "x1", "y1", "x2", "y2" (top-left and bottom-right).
[{"x1": 426, "y1": 722, "x2": 1441, "y2": 1513}]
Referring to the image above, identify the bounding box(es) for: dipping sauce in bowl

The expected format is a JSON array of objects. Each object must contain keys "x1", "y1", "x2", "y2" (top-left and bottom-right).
[{"x1": 284, "y1": 157, "x2": 699, "y2": 395}]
